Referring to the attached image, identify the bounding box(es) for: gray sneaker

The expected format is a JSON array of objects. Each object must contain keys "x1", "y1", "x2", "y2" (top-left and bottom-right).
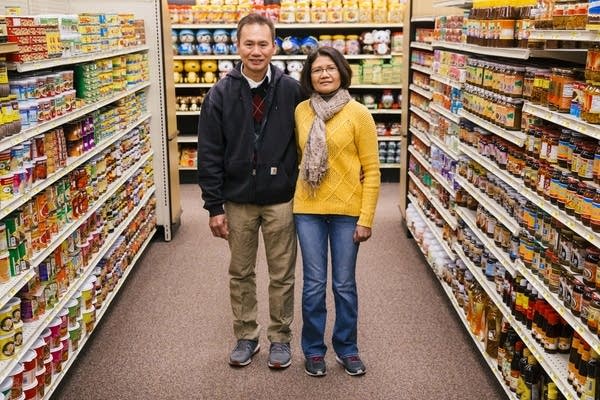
[
  {"x1": 268, "y1": 342, "x2": 291, "y2": 369},
  {"x1": 336, "y1": 355, "x2": 366, "y2": 376},
  {"x1": 229, "y1": 339, "x2": 260, "y2": 366},
  {"x1": 304, "y1": 356, "x2": 326, "y2": 377}
]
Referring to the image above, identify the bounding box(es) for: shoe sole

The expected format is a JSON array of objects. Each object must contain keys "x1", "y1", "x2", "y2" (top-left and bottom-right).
[
  {"x1": 304, "y1": 368, "x2": 327, "y2": 377},
  {"x1": 268, "y1": 359, "x2": 292, "y2": 369},
  {"x1": 229, "y1": 344, "x2": 260, "y2": 367},
  {"x1": 335, "y1": 356, "x2": 366, "y2": 376}
]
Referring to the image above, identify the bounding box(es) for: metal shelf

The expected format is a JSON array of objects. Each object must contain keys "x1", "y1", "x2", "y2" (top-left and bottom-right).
[
  {"x1": 432, "y1": 41, "x2": 531, "y2": 60},
  {"x1": 377, "y1": 136, "x2": 402, "y2": 141},
  {"x1": 458, "y1": 109, "x2": 526, "y2": 147},
  {"x1": 176, "y1": 111, "x2": 201, "y2": 116},
  {"x1": 9, "y1": 45, "x2": 149, "y2": 73},
  {"x1": 174, "y1": 83, "x2": 213, "y2": 88},
  {"x1": 174, "y1": 53, "x2": 395, "y2": 60},
  {"x1": 173, "y1": 23, "x2": 404, "y2": 29},
  {"x1": 0, "y1": 42, "x2": 19, "y2": 55},
  {"x1": 409, "y1": 84, "x2": 433, "y2": 100},
  {"x1": 455, "y1": 207, "x2": 517, "y2": 276},
  {"x1": 410, "y1": 16, "x2": 435, "y2": 23},
  {"x1": 453, "y1": 244, "x2": 578, "y2": 400},
  {"x1": 179, "y1": 166, "x2": 197, "y2": 171},
  {"x1": 177, "y1": 135, "x2": 197, "y2": 144},
  {"x1": 0, "y1": 82, "x2": 149, "y2": 155},
  {"x1": 410, "y1": 106, "x2": 433, "y2": 125},
  {"x1": 410, "y1": 41, "x2": 433, "y2": 52},
  {"x1": 430, "y1": 103, "x2": 461, "y2": 124},
  {"x1": 459, "y1": 142, "x2": 600, "y2": 249},
  {"x1": 409, "y1": 171, "x2": 458, "y2": 230},
  {"x1": 523, "y1": 102, "x2": 600, "y2": 142},
  {"x1": 408, "y1": 193, "x2": 456, "y2": 260},
  {"x1": 409, "y1": 145, "x2": 456, "y2": 197},
  {"x1": 0, "y1": 113, "x2": 152, "y2": 219},
  {"x1": 434, "y1": 0, "x2": 473, "y2": 8},
  {"x1": 352, "y1": 84, "x2": 403, "y2": 89},
  {"x1": 411, "y1": 63, "x2": 432, "y2": 75},
  {"x1": 430, "y1": 73, "x2": 463, "y2": 90},
  {"x1": 409, "y1": 127, "x2": 431, "y2": 147},
  {"x1": 429, "y1": 134, "x2": 461, "y2": 161},
  {"x1": 455, "y1": 175, "x2": 520, "y2": 236},
  {"x1": 370, "y1": 109, "x2": 402, "y2": 114},
  {"x1": 380, "y1": 163, "x2": 401, "y2": 169},
  {"x1": 529, "y1": 30, "x2": 600, "y2": 42}
]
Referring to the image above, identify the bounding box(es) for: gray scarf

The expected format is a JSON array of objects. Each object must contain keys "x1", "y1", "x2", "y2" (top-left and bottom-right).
[{"x1": 300, "y1": 89, "x2": 352, "y2": 192}]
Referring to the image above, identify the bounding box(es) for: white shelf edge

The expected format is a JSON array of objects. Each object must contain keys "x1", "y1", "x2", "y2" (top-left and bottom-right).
[
  {"x1": 455, "y1": 175, "x2": 520, "y2": 236},
  {"x1": 42, "y1": 226, "x2": 156, "y2": 400},
  {"x1": 10, "y1": 45, "x2": 149, "y2": 73},
  {"x1": 408, "y1": 193, "x2": 456, "y2": 260},
  {"x1": 179, "y1": 166, "x2": 197, "y2": 171},
  {"x1": 380, "y1": 163, "x2": 401, "y2": 169},
  {"x1": 377, "y1": 136, "x2": 402, "y2": 141},
  {"x1": 351, "y1": 84, "x2": 403, "y2": 89},
  {"x1": 409, "y1": 127, "x2": 431, "y2": 147},
  {"x1": 410, "y1": 106, "x2": 433, "y2": 125},
  {"x1": 0, "y1": 270, "x2": 36, "y2": 312},
  {"x1": 430, "y1": 103, "x2": 461, "y2": 124},
  {"x1": 458, "y1": 109, "x2": 526, "y2": 147},
  {"x1": 408, "y1": 145, "x2": 456, "y2": 197},
  {"x1": 411, "y1": 16, "x2": 435, "y2": 23},
  {"x1": 173, "y1": 23, "x2": 405, "y2": 29},
  {"x1": 408, "y1": 171, "x2": 458, "y2": 230},
  {"x1": 410, "y1": 41, "x2": 433, "y2": 51},
  {"x1": 409, "y1": 84, "x2": 433, "y2": 100},
  {"x1": 514, "y1": 259, "x2": 600, "y2": 357},
  {"x1": 523, "y1": 102, "x2": 600, "y2": 141},
  {"x1": 453, "y1": 244, "x2": 578, "y2": 400},
  {"x1": 370, "y1": 109, "x2": 402, "y2": 115},
  {"x1": 0, "y1": 113, "x2": 152, "y2": 219},
  {"x1": 177, "y1": 135, "x2": 198, "y2": 144},
  {"x1": 459, "y1": 142, "x2": 600, "y2": 249},
  {"x1": 428, "y1": 134, "x2": 461, "y2": 161},
  {"x1": 431, "y1": 41, "x2": 530, "y2": 60},
  {"x1": 434, "y1": 0, "x2": 472, "y2": 8},
  {"x1": 0, "y1": 186, "x2": 156, "y2": 384},
  {"x1": 174, "y1": 53, "x2": 394, "y2": 61},
  {"x1": 0, "y1": 82, "x2": 150, "y2": 155},
  {"x1": 174, "y1": 83, "x2": 214, "y2": 88},
  {"x1": 455, "y1": 206, "x2": 516, "y2": 277},
  {"x1": 176, "y1": 111, "x2": 201, "y2": 116},
  {"x1": 410, "y1": 64, "x2": 432, "y2": 75},
  {"x1": 529, "y1": 30, "x2": 600, "y2": 42},
  {"x1": 430, "y1": 73, "x2": 463, "y2": 90}
]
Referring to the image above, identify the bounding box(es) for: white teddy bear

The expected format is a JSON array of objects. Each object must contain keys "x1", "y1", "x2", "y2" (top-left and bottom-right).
[{"x1": 286, "y1": 60, "x2": 303, "y2": 81}]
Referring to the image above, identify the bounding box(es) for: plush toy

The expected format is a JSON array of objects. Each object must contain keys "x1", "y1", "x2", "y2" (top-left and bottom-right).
[
  {"x1": 360, "y1": 31, "x2": 374, "y2": 54},
  {"x1": 281, "y1": 36, "x2": 300, "y2": 55},
  {"x1": 286, "y1": 60, "x2": 303, "y2": 81},
  {"x1": 173, "y1": 60, "x2": 184, "y2": 83},
  {"x1": 178, "y1": 29, "x2": 196, "y2": 56},
  {"x1": 189, "y1": 96, "x2": 200, "y2": 111},
  {"x1": 171, "y1": 29, "x2": 179, "y2": 55},
  {"x1": 272, "y1": 60, "x2": 286, "y2": 72},
  {"x1": 380, "y1": 89, "x2": 394, "y2": 109},
  {"x1": 179, "y1": 96, "x2": 190, "y2": 111},
  {"x1": 212, "y1": 29, "x2": 230, "y2": 55},
  {"x1": 229, "y1": 29, "x2": 238, "y2": 54},
  {"x1": 218, "y1": 59, "x2": 234, "y2": 79},
  {"x1": 362, "y1": 93, "x2": 377, "y2": 109},
  {"x1": 300, "y1": 36, "x2": 318, "y2": 55},
  {"x1": 372, "y1": 29, "x2": 391, "y2": 55},
  {"x1": 184, "y1": 60, "x2": 201, "y2": 83},
  {"x1": 201, "y1": 60, "x2": 218, "y2": 83},
  {"x1": 196, "y1": 29, "x2": 213, "y2": 55},
  {"x1": 274, "y1": 37, "x2": 283, "y2": 55}
]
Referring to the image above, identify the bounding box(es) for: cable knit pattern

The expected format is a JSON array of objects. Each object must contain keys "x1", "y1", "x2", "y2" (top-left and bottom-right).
[{"x1": 293, "y1": 99, "x2": 381, "y2": 227}]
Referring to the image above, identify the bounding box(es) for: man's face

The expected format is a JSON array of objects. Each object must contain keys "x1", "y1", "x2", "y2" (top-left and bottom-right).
[{"x1": 237, "y1": 23, "x2": 275, "y2": 81}]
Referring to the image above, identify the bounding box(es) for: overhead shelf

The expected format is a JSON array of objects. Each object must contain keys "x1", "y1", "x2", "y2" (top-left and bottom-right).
[
  {"x1": 410, "y1": 41, "x2": 433, "y2": 51},
  {"x1": 409, "y1": 84, "x2": 433, "y2": 100},
  {"x1": 380, "y1": 163, "x2": 401, "y2": 169},
  {"x1": 523, "y1": 102, "x2": 600, "y2": 141},
  {"x1": 458, "y1": 109, "x2": 526, "y2": 147},
  {"x1": 430, "y1": 103, "x2": 461, "y2": 124},
  {"x1": 408, "y1": 193, "x2": 456, "y2": 261},
  {"x1": 174, "y1": 83, "x2": 213, "y2": 88},
  {"x1": 409, "y1": 171, "x2": 458, "y2": 230},
  {"x1": 432, "y1": 41, "x2": 531, "y2": 59}
]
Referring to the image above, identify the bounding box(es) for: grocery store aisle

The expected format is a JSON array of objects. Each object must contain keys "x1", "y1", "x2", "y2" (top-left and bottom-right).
[{"x1": 54, "y1": 183, "x2": 506, "y2": 399}]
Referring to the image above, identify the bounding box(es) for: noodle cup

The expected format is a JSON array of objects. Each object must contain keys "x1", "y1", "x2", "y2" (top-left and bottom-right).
[
  {"x1": 43, "y1": 357, "x2": 51, "y2": 387},
  {"x1": 0, "y1": 303, "x2": 13, "y2": 334},
  {"x1": 0, "y1": 252, "x2": 9, "y2": 283},
  {"x1": 7, "y1": 297, "x2": 21, "y2": 324},
  {"x1": 66, "y1": 299, "x2": 79, "y2": 327},
  {"x1": 68, "y1": 322, "x2": 81, "y2": 352},
  {"x1": 31, "y1": 338, "x2": 46, "y2": 372},
  {"x1": 81, "y1": 308, "x2": 95, "y2": 335},
  {"x1": 0, "y1": 333, "x2": 15, "y2": 360},
  {"x1": 9, "y1": 363, "x2": 23, "y2": 399},
  {"x1": 21, "y1": 350, "x2": 36, "y2": 386},
  {"x1": 34, "y1": 366, "x2": 45, "y2": 398},
  {"x1": 22, "y1": 380, "x2": 36, "y2": 400},
  {"x1": 13, "y1": 322, "x2": 22, "y2": 348},
  {"x1": 57, "y1": 309, "x2": 68, "y2": 337},
  {"x1": 80, "y1": 282, "x2": 94, "y2": 310},
  {"x1": 60, "y1": 335, "x2": 69, "y2": 362},
  {"x1": 47, "y1": 318, "x2": 61, "y2": 348},
  {"x1": 50, "y1": 343, "x2": 63, "y2": 374},
  {"x1": 0, "y1": 377, "x2": 12, "y2": 399}
]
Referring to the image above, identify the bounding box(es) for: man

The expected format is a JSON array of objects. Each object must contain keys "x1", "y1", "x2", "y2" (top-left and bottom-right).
[{"x1": 197, "y1": 13, "x2": 304, "y2": 369}]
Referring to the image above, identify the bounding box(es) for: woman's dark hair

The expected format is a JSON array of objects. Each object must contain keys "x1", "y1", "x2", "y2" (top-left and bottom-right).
[
  {"x1": 237, "y1": 13, "x2": 276, "y2": 42},
  {"x1": 300, "y1": 46, "x2": 352, "y2": 93}
]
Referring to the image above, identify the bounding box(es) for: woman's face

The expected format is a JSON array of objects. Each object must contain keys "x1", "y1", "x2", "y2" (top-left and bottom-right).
[{"x1": 310, "y1": 55, "x2": 341, "y2": 95}]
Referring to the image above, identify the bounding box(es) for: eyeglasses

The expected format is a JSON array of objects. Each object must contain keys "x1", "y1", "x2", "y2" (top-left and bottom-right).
[{"x1": 310, "y1": 66, "x2": 338, "y2": 76}]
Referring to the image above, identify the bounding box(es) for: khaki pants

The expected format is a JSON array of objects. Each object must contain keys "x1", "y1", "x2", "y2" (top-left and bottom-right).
[{"x1": 225, "y1": 199, "x2": 296, "y2": 343}]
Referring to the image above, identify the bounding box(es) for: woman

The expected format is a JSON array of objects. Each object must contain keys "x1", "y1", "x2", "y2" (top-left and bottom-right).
[{"x1": 294, "y1": 46, "x2": 381, "y2": 377}]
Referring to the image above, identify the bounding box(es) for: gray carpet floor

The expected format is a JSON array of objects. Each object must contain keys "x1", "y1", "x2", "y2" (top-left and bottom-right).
[{"x1": 53, "y1": 183, "x2": 506, "y2": 399}]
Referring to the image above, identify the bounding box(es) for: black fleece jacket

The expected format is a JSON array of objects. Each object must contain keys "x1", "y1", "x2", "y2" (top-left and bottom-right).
[{"x1": 197, "y1": 63, "x2": 304, "y2": 216}]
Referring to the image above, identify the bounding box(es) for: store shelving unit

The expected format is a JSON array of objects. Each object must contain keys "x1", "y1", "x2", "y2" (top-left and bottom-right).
[
  {"x1": 0, "y1": 42, "x2": 19, "y2": 54},
  {"x1": 409, "y1": 83, "x2": 433, "y2": 100},
  {"x1": 458, "y1": 108, "x2": 526, "y2": 147}
]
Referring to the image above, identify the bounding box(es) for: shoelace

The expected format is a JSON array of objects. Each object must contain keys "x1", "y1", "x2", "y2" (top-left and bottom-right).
[
  {"x1": 309, "y1": 356, "x2": 324, "y2": 362},
  {"x1": 271, "y1": 343, "x2": 290, "y2": 354},
  {"x1": 346, "y1": 356, "x2": 361, "y2": 363},
  {"x1": 235, "y1": 341, "x2": 255, "y2": 352}
]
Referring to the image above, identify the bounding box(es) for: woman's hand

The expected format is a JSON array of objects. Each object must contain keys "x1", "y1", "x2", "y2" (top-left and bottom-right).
[{"x1": 353, "y1": 225, "x2": 372, "y2": 243}]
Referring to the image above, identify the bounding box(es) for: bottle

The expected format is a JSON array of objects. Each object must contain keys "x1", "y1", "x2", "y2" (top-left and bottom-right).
[
  {"x1": 581, "y1": 349, "x2": 598, "y2": 400},
  {"x1": 568, "y1": 333, "x2": 582, "y2": 383},
  {"x1": 485, "y1": 304, "x2": 501, "y2": 358},
  {"x1": 524, "y1": 353, "x2": 541, "y2": 400},
  {"x1": 510, "y1": 341, "x2": 524, "y2": 392},
  {"x1": 577, "y1": 343, "x2": 591, "y2": 395},
  {"x1": 517, "y1": 347, "x2": 531, "y2": 397},
  {"x1": 497, "y1": 320, "x2": 510, "y2": 372},
  {"x1": 526, "y1": 288, "x2": 537, "y2": 329}
]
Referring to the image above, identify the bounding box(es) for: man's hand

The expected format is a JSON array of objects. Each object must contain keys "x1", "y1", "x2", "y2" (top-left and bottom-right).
[
  {"x1": 353, "y1": 225, "x2": 371, "y2": 243},
  {"x1": 209, "y1": 214, "x2": 229, "y2": 240}
]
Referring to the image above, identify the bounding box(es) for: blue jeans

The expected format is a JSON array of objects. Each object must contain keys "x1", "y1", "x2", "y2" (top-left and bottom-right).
[{"x1": 295, "y1": 214, "x2": 360, "y2": 358}]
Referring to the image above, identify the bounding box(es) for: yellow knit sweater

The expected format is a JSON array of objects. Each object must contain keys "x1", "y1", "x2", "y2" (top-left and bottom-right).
[{"x1": 293, "y1": 99, "x2": 381, "y2": 228}]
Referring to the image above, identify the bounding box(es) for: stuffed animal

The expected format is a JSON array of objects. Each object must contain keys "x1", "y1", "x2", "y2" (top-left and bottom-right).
[
  {"x1": 281, "y1": 36, "x2": 301, "y2": 55},
  {"x1": 360, "y1": 31, "x2": 374, "y2": 54},
  {"x1": 229, "y1": 29, "x2": 238, "y2": 54},
  {"x1": 286, "y1": 60, "x2": 303, "y2": 81},
  {"x1": 218, "y1": 59, "x2": 234, "y2": 79},
  {"x1": 362, "y1": 93, "x2": 377, "y2": 109},
  {"x1": 300, "y1": 36, "x2": 318, "y2": 55},
  {"x1": 179, "y1": 96, "x2": 190, "y2": 111},
  {"x1": 272, "y1": 60, "x2": 286, "y2": 72},
  {"x1": 178, "y1": 29, "x2": 196, "y2": 55},
  {"x1": 196, "y1": 29, "x2": 213, "y2": 55},
  {"x1": 173, "y1": 60, "x2": 184, "y2": 83},
  {"x1": 171, "y1": 29, "x2": 179, "y2": 55},
  {"x1": 189, "y1": 96, "x2": 200, "y2": 111},
  {"x1": 372, "y1": 29, "x2": 391, "y2": 55},
  {"x1": 212, "y1": 29, "x2": 230, "y2": 55},
  {"x1": 201, "y1": 60, "x2": 218, "y2": 83},
  {"x1": 184, "y1": 60, "x2": 201, "y2": 83},
  {"x1": 380, "y1": 90, "x2": 394, "y2": 109}
]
